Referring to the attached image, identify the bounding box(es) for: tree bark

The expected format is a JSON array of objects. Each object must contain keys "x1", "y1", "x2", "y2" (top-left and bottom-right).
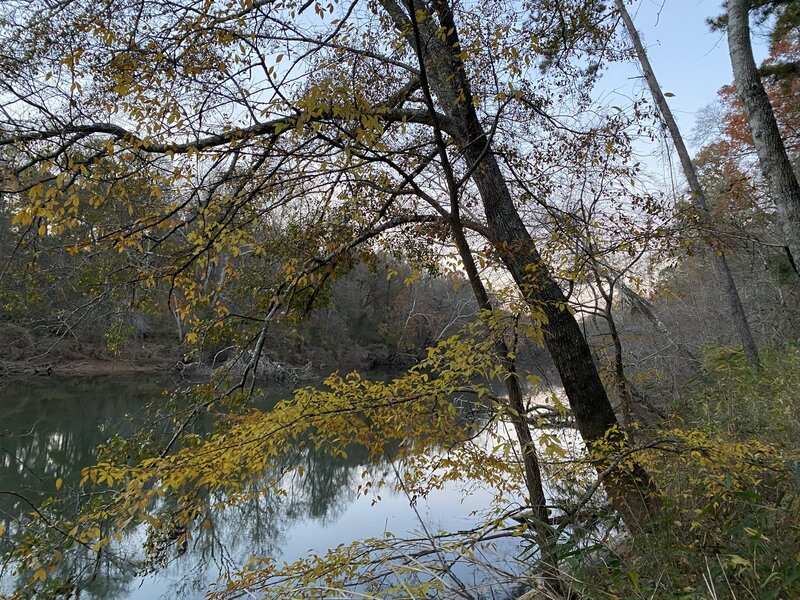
[
  {"x1": 727, "y1": 0, "x2": 800, "y2": 279},
  {"x1": 615, "y1": 0, "x2": 761, "y2": 369}
]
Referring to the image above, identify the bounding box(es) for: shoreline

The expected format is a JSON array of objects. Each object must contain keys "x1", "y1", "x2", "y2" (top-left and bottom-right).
[{"x1": 0, "y1": 356, "x2": 176, "y2": 378}]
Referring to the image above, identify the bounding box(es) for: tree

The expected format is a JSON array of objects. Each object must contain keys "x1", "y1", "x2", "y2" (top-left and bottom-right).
[
  {"x1": 0, "y1": 0, "x2": 660, "y2": 594},
  {"x1": 726, "y1": 0, "x2": 800, "y2": 272},
  {"x1": 716, "y1": 46, "x2": 800, "y2": 162},
  {"x1": 614, "y1": 0, "x2": 761, "y2": 368},
  {"x1": 386, "y1": 0, "x2": 656, "y2": 524},
  {"x1": 744, "y1": 0, "x2": 800, "y2": 80}
]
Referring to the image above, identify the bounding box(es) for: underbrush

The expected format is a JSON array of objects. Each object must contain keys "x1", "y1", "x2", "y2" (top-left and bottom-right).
[{"x1": 569, "y1": 346, "x2": 800, "y2": 599}]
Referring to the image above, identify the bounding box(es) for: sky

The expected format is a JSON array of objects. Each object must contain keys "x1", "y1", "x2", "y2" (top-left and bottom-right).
[{"x1": 598, "y1": 0, "x2": 771, "y2": 153}]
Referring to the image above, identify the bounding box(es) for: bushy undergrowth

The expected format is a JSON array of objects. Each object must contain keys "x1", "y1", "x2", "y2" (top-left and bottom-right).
[
  {"x1": 689, "y1": 345, "x2": 800, "y2": 444},
  {"x1": 569, "y1": 346, "x2": 800, "y2": 599}
]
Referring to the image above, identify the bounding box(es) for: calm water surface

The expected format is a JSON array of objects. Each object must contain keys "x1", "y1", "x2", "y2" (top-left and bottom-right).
[{"x1": 0, "y1": 374, "x2": 526, "y2": 598}]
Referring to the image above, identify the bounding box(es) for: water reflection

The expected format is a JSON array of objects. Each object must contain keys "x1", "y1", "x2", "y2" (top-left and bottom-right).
[
  {"x1": 0, "y1": 377, "x2": 168, "y2": 522},
  {"x1": 1, "y1": 375, "x2": 522, "y2": 598}
]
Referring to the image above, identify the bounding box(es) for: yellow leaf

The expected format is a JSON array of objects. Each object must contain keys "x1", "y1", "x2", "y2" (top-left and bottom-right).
[
  {"x1": 728, "y1": 554, "x2": 751, "y2": 568},
  {"x1": 55, "y1": 478, "x2": 63, "y2": 490}
]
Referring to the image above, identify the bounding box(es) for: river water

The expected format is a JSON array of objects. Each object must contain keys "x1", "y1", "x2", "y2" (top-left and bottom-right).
[{"x1": 0, "y1": 374, "x2": 534, "y2": 598}]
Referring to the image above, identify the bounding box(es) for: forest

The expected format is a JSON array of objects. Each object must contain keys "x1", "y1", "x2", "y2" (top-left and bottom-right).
[{"x1": 0, "y1": 0, "x2": 799, "y2": 598}]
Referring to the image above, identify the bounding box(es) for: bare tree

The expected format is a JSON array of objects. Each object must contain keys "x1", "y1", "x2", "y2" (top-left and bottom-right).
[{"x1": 615, "y1": 0, "x2": 761, "y2": 368}]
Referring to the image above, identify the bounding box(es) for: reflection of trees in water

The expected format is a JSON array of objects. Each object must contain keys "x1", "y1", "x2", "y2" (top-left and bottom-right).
[
  {"x1": 88, "y1": 444, "x2": 378, "y2": 598},
  {"x1": 0, "y1": 497, "x2": 142, "y2": 598},
  {"x1": 1, "y1": 375, "x2": 510, "y2": 598},
  {"x1": 0, "y1": 377, "x2": 170, "y2": 596},
  {"x1": 289, "y1": 442, "x2": 369, "y2": 522},
  {"x1": 0, "y1": 376, "x2": 388, "y2": 598},
  {"x1": 0, "y1": 377, "x2": 167, "y2": 542}
]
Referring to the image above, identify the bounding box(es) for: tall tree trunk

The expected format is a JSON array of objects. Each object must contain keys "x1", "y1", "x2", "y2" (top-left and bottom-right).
[
  {"x1": 384, "y1": 0, "x2": 658, "y2": 529},
  {"x1": 615, "y1": 0, "x2": 761, "y2": 369},
  {"x1": 449, "y1": 215, "x2": 565, "y2": 592},
  {"x1": 451, "y1": 213, "x2": 550, "y2": 531},
  {"x1": 727, "y1": 0, "x2": 800, "y2": 275},
  {"x1": 401, "y1": 0, "x2": 551, "y2": 539}
]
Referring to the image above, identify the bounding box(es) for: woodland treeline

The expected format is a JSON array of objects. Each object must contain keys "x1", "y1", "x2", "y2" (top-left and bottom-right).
[
  {"x1": 0, "y1": 0, "x2": 799, "y2": 598},
  {"x1": 0, "y1": 223, "x2": 482, "y2": 373}
]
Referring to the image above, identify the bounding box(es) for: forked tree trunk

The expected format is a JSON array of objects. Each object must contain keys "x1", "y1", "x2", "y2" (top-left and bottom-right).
[
  {"x1": 615, "y1": 0, "x2": 761, "y2": 369},
  {"x1": 727, "y1": 0, "x2": 800, "y2": 275},
  {"x1": 596, "y1": 276, "x2": 636, "y2": 435}
]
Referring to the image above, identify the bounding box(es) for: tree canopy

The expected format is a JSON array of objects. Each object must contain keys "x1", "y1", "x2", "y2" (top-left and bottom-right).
[{"x1": 1, "y1": 0, "x2": 800, "y2": 597}]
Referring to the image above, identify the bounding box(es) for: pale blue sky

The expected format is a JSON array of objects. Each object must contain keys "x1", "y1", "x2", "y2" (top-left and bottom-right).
[{"x1": 599, "y1": 0, "x2": 770, "y2": 152}]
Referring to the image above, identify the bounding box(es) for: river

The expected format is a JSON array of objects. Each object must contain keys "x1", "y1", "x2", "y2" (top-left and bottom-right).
[{"x1": 0, "y1": 374, "x2": 536, "y2": 598}]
